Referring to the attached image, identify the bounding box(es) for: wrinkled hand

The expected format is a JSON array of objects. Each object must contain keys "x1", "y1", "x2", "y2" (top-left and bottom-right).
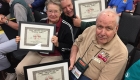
[
  {"x1": 51, "y1": 35, "x2": 59, "y2": 47},
  {"x1": 73, "y1": 15, "x2": 81, "y2": 27},
  {"x1": 69, "y1": 59, "x2": 75, "y2": 70},
  {"x1": 16, "y1": 36, "x2": 20, "y2": 43}
]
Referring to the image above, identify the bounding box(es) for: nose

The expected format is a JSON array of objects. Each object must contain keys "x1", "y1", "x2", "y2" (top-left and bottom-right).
[
  {"x1": 100, "y1": 29, "x2": 106, "y2": 35},
  {"x1": 66, "y1": 7, "x2": 70, "y2": 11},
  {"x1": 51, "y1": 12, "x2": 55, "y2": 15}
]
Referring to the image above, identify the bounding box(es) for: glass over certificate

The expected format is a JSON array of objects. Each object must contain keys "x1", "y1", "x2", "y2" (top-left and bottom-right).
[
  {"x1": 25, "y1": 27, "x2": 50, "y2": 47},
  {"x1": 24, "y1": 60, "x2": 69, "y2": 80},
  {"x1": 33, "y1": 67, "x2": 64, "y2": 80},
  {"x1": 74, "y1": 0, "x2": 106, "y2": 22},
  {"x1": 79, "y1": 1, "x2": 101, "y2": 20},
  {"x1": 18, "y1": 21, "x2": 55, "y2": 52}
]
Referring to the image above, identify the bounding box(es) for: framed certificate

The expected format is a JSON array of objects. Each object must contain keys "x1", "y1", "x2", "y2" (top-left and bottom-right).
[
  {"x1": 24, "y1": 60, "x2": 70, "y2": 80},
  {"x1": 18, "y1": 21, "x2": 56, "y2": 52},
  {"x1": 73, "y1": 0, "x2": 107, "y2": 22}
]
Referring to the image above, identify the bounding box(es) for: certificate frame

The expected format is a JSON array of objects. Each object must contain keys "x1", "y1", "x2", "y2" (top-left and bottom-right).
[
  {"x1": 24, "y1": 60, "x2": 70, "y2": 80},
  {"x1": 18, "y1": 21, "x2": 56, "y2": 52},
  {"x1": 73, "y1": 0, "x2": 107, "y2": 22}
]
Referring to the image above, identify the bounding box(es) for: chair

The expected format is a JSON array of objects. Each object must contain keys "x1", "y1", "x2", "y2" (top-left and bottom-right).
[
  {"x1": 118, "y1": 12, "x2": 140, "y2": 48},
  {"x1": 118, "y1": 12, "x2": 140, "y2": 79}
]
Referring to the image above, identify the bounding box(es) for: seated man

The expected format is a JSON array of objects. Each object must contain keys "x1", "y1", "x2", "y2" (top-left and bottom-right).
[{"x1": 69, "y1": 9, "x2": 128, "y2": 80}]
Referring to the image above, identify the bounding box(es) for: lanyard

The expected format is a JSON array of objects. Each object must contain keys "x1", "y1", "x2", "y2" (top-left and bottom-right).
[{"x1": 81, "y1": 40, "x2": 103, "y2": 64}]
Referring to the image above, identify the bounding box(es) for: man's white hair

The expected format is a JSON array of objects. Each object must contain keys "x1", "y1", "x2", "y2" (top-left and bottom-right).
[{"x1": 96, "y1": 8, "x2": 120, "y2": 25}]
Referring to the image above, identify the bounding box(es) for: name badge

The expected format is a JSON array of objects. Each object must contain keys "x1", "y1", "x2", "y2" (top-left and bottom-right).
[
  {"x1": 93, "y1": 57, "x2": 101, "y2": 63},
  {"x1": 71, "y1": 58, "x2": 89, "y2": 79},
  {"x1": 71, "y1": 66, "x2": 82, "y2": 79}
]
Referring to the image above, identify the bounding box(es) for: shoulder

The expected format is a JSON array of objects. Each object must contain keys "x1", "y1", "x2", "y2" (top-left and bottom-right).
[
  {"x1": 14, "y1": 3, "x2": 25, "y2": 9},
  {"x1": 61, "y1": 19, "x2": 73, "y2": 28},
  {"x1": 82, "y1": 25, "x2": 96, "y2": 33},
  {"x1": 114, "y1": 35, "x2": 128, "y2": 56}
]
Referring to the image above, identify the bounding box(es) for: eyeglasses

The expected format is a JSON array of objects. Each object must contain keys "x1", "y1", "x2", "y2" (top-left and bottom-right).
[{"x1": 47, "y1": 10, "x2": 60, "y2": 14}]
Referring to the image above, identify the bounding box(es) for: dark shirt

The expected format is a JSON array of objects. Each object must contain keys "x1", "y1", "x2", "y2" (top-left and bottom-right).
[
  {"x1": 39, "y1": 18, "x2": 62, "y2": 56},
  {"x1": 0, "y1": 0, "x2": 10, "y2": 15},
  {"x1": 61, "y1": 13, "x2": 82, "y2": 39}
]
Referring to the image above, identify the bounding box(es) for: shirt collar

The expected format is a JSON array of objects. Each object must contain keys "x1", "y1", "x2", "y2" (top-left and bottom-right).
[{"x1": 47, "y1": 18, "x2": 62, "y2": 32}]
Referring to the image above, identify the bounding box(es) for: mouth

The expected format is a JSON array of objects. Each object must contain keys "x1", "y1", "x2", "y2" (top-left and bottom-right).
[
  {"x1": 98, "y1": 36, "x2": 106, "y2": 40},
  {"x1": 67, "y1": 11, "x2": 73, "y2": 16}
]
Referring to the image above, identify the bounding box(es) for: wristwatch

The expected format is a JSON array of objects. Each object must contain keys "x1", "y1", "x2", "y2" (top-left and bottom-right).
[{"x1": 4, "y1": 19, "x2": 9, "y2": 24}]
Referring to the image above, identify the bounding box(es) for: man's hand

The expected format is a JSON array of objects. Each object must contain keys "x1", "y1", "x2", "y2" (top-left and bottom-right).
[
  {"x1": 51, "y1": 35, "x2": 59, "y2": 47},
  {"x1": 73, "y1": 15, "x2": 81, "y2": 27},
  {"x1": 0, "y1": 14, "x2": 6, "y2": 24},
  {"x1": 69, "y1": 45, "x2": 78, "y2": 70},
  {"x1": 69, "y1": 58, "x2": 75, "y2": 70}
]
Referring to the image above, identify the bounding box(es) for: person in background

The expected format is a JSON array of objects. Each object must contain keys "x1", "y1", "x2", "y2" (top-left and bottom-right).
[
  {"x1": 69, "y1": 9, "x2": 128, "y2": 80},
  {"x1": 0, "y1": 0, "x2": 34, "y2": 80},
  {"x1": 108, "y1": 0, "x2": 133, "y2": 16},
  {"x1": 0, "y1": 0, "x2": 10, "y2": 71},
  {"x1": 0, "y1": 0, "x2": 9, "y2": 30},
  {"x1": 60, "y1": 0, "x2": 96, "y2": 36},
  {"x1": 28, "y1": 0, "x2": 46, "y2": 12},
  {"x1": 15, "y1": 0, "x2": 74, "y2": 80},
  {"x1": 0, "y1": 0, "x2": 9, "y2": 15}
]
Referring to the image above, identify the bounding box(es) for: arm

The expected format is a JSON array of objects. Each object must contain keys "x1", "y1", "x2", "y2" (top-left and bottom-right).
[
  {"x1": 69, "y1": 27, "x2": 91, "y2": 70},
  {"x1": 73, "y1": 16, "x2": 96, "y2": 31},
  {"x1": 9, "y1": 3, "x2": 27, "y2": 30},
  {"x1": 0, "y1": 15, "x2": 18, "y2": 30},
  {"x1": 69, "y1": 45, "x2": 79, "y2": 70}
]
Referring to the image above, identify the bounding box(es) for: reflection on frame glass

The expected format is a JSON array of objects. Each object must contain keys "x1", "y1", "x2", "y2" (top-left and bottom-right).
[
  {"x1": 18, "y1": 21, "x2": 56, "y2": 52},
  {"x1": 24, "y1": 27, "x2": 50, "y2": 47},
  {"x1": 24, "y1": 60, "x2": 70, "y2": 80},
  {"x1": 74, "y1": 0, "x2": 107, "y2": 22},
  {"x1": 33, "y1": 66, "x2": 64, "y2": 80}
]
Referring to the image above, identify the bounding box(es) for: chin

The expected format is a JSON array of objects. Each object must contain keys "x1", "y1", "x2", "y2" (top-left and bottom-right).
[{"x1": 67, "y1": 12, "x2": 74, "y2": 17}]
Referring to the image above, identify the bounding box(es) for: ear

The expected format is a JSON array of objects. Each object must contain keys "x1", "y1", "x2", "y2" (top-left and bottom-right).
[{"x1": 115, "y1": 25, "x2": 119, "y2": 33}]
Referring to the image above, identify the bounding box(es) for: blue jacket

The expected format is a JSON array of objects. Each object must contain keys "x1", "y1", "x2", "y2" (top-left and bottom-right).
[
  {"x1": 108, "y1": 0, "x2": 133, "y2": 13},
  {"x1": 31, "y1": 0, "x2": 46, "y2": 11}
]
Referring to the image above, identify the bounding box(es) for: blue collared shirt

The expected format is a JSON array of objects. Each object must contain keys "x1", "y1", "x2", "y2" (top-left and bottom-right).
[{"x1": 108, "y1": 0, "x2": 133, "y2": 13}]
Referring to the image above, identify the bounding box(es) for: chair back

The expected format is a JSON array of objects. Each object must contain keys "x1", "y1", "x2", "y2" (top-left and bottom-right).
[{"x1": 118, "y1": 12, "x2": 140, "y2": 47}]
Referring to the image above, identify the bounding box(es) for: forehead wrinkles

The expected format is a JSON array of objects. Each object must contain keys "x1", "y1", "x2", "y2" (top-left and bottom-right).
[{"x1": 98, "y1": 12, "x2": 116, "y2": 25}]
